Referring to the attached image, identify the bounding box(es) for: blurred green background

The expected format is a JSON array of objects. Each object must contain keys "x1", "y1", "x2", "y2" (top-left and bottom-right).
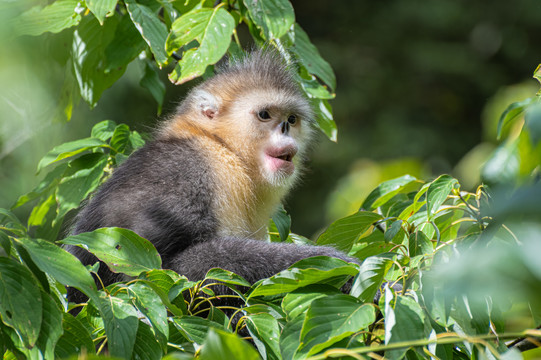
[{"x1": 1, "y1": 0, "x2": 540, "y2": 238}]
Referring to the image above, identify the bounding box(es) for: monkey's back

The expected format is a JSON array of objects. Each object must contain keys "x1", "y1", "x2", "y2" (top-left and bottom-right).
[{"x1": 72, "y1": 137, "x2": 218, "y2": 265}]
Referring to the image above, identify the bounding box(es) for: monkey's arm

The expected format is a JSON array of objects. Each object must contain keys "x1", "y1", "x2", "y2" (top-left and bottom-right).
[{"x1": 167, "y1": 237, "x2": 358, "y2": 284}]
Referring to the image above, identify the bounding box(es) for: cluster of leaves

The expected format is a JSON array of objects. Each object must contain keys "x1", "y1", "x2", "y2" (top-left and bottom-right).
[
  {"x1": 2, "y1": 116, "x2": 541, "y2": 358},
  {"x1": 9, "y1": 0, "x2": 338, "y2": 140},
  {"x1": 2, "y1": 0, "x2": 541, "y2": 359}
]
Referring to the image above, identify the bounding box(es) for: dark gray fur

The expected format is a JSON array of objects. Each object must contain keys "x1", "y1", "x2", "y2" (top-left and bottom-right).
[{"x1": 68, "y1": 52, "x2": 357, "y2": 303}]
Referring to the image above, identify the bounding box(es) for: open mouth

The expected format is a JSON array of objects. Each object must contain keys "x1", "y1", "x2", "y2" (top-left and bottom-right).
[
  {"x1": 275, "y1": 153, "x2": 293, "y2": 162},
  {"x1": 267, "y1": 146, "x2": 297, "y2": 162},
  {"x1": 265, "y1": 146, "x2": 298, "y2": 174}
]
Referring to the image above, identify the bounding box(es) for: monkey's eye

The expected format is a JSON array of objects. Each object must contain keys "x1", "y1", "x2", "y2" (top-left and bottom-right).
[
  {"x1": 287, "y1": 115, "x2": 297, "y2": 125},
  {"x1": 257, "y1": 110, "x2": 271, "y2": 121}
]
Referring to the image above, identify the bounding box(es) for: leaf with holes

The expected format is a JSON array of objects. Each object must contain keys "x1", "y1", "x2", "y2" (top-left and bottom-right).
[{"x1": 59, "y1": 227, "x2": 161, "y2": 276}]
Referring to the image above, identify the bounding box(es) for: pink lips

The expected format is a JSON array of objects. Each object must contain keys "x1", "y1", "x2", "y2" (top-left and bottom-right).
[{"x1": 265, "y1": 146, "x2": 298, "y2": 174}]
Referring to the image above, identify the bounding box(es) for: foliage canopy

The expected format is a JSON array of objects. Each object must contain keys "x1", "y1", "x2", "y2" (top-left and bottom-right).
[{"x1": 1, "y1": 0, "x2": 541, "y2": 359}]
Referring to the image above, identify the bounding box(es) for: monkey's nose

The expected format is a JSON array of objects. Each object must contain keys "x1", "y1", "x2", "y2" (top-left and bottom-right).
[{"x1": 280, "y1": 121, "x2": 290, "y2": 135}]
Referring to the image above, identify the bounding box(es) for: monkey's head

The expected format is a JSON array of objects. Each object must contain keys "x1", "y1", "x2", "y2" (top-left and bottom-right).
[{"x1": 165, "y1": 50, "x2": 314, "y2": 189}]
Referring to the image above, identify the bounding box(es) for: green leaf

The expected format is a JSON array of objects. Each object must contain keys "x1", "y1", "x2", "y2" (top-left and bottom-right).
[
  {"x1": 362, "y1": 175, "x2": 418, "y2": 210},
  {"x1": 534, "y1": 64, "x2": 541, "y2": 86},
  {"x1": 12, "y1": 164, "x2": 67, "y2": 209},
  {"x1": 299, "y1": 295, "x2": 376, "y2": 357},
  {"x1": 87, "y1": 0, "x2": 118, "y2": 25},
  {"x1": 133, "y1": 322, "x2": 163, "y2": 360},
  {"x1": 242, "y1": 0, "x2": 295, "y2": 40},
  {"x1": 248, "y1": 256, "x2": 358, "y2": 298},
  {"x1": 0, "y1": 208, "x2": 27, "y2": 237},
  {"x1": 97, "y1": 293, "x2": 139, "y2": 359},
  {"x1": 91, "y1": 120, "x2": 118, "y2": 141},
  {"x1": 130, "y1": 130, "x2": 147, "y2": 150},
  {"x1": 105, "y1": 13, "x2": 148, "y2": 71},
  {"x1": 270, "y1": 206, "x2": 291, "y2": 242},
  {"x1": 172, "y1": 316, "x2": 227, "y2": 345},
  {"x1": 12, "y1": 0, "x2": 81, "y2": 37},
  {"x1": 384, "y1": 220, "x2": 406, "y2": 243},
  {"x1": 408, "y1": 231, "x2": 433, "y2": 257},
  {"x1": 384, "y1": 293, "x2": 428, "y2": 359},
  {"x1": 166, "y1": 7, "x2": 235, "y2": 84},
  {"x1": 140, "y1": 60, "x2": 166, "y2": 114},
  {"x1": 282, "y1": 284, "x2": 341, "y2": 320},
  {"x1": 426, "y1": 175, "x2": 458, "y2": 220},
  {"x1": 200, "y1": 328, "x2": 260, "y2": 360},
  {"x1": 350, "y1": 256, "x2": 393, "y2": 303},
  {"x1": 279, "y1": 314, "x2": 304, "y2": 360},
  {"x1": 317, "y1": 211, "x2": 383, "y2": 253},
  {"x1": 125, "y1": 0, "x2": 169, "y2": 66},
  {"x1": 353, "y1": 241, "x2": 395, "y2": 261},
  {"x1": 56, "y1": 157, "x2": 108, "y2": 221},
  {"x1": 309, "y1": 98, "x2": 337, "y2": 142},
  {"x1": 27, "y1": 196, "x2": 54, "y2": 228},
  {"x1": 60, "y1": 227, "x2": 162, "y2": 276},
  {"x1": 300, "y1": 74, "x2": 335, "y2": 100},
  {"x1": 0, "y1": 257, "x2": 42, "y2": 348},
  {"x1": 481, "y1": 141, "x2": 520, "y2": 185},
  {"x1": 0, "y1": 231, "x2": 11, "y2": 256},
  {"x1": 54, "y1": 313, "x2": 96, "y2": 358},
  {"x1": 137, "y1": 270, "x2": 188, "y2": 316},
  {"x1": 129, "y1": 282, "x2": 169, "y2": 347},
  {"x1": 110, "y1": 124, "x2": 131, "y2": 153},
  {"x1": 205, "y1": 268, "x2": 251, "y2": 287},
  {"x1": 37, "y1": 137, "x2": 109, "y2": 172},
  {"x1": 72, "y1": 15, "x2": 127, "y2": 108},
  {"x1": 290, "y1": 24, "x2": 336, "y2": 91},
  {"x1": 14, "y1": 237, "x2": 98, "y2": 300},
  {"x1": 496, "y1": 99, "x2": 532, "y2": 140},
  {"x1": 525, "y1": 102, "x2": 541, "y2": 145},
  {"x1": 397, "y1": 183, "x2": 429, "y2": 221},
  {"x1": 36, "y1": 291, "x2": 63, "y2": 360},
  {"x1": 13, "y1": 242, "x2": 50, "y2": 292},
  {"x1": 244, "y1": 313, "x2": 281, "y2": 360}
]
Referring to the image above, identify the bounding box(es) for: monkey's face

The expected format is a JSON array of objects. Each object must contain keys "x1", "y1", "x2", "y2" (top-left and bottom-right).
[{"x1": 225, "y1": 88, "x2": 313, "y2": 187}]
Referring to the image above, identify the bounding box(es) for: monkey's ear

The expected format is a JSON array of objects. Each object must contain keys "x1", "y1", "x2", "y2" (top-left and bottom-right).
[{"x1": 193, "y1": 89, "x2": 219, "y2": 119}]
